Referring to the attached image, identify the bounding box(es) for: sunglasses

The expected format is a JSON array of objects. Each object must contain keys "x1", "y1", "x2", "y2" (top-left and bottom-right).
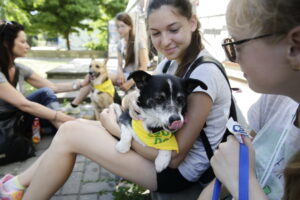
[
  {"x1": 0, "y1": 20, "x2": 13, "y2": 35},
  {"x1": 222, "y1": 33, "x2": 274, "y2": 63}
]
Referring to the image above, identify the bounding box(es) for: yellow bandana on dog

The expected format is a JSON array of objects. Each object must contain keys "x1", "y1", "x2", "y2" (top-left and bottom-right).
[
  {"x1": 132, "y1": 120, "x2": 179, "y2": 152},
  {"x1": 94, "y1": 79, "x2": 115, "y2": 97}
]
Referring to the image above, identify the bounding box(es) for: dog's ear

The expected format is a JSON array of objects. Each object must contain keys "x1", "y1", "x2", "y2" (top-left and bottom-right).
[
  {"x1": 128, "y1": 70, "x2": 152, "y2": 90},
  {"x1": 184, "y1": 78, "x2": 207, "y2": 94}
]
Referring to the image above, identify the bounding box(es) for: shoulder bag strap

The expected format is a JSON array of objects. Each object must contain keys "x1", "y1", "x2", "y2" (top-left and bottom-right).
[{"x1": 162, "y1": 60, "x2": 172, "y2": 74}]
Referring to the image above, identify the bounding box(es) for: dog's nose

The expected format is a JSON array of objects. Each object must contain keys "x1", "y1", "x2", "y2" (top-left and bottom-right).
[{"x1": 169, "y1": 115, "x2": 181, "y2": 124}]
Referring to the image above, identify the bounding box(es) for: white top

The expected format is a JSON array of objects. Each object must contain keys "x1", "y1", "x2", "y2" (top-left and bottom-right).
[
  {"x1": 117, "y1": 38, "x2": 147, "y2": 73},
  {"x1": 249, "y1": 94, "x2": 300, "y2": 200},
  {"x1": 155, "y1": 49, "x2": 232, "y2": 182}
]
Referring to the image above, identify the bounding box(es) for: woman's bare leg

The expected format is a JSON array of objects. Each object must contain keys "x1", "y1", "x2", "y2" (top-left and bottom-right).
[
  {"x1": 16, "y1": 152, "x2": 46, "y2": 187},
  {"x1": 23, "y1": 120, "x2": 157, "y2": 200},
  {"x1": 15, "y1": 120, "x2": 100, "y2": 188}
]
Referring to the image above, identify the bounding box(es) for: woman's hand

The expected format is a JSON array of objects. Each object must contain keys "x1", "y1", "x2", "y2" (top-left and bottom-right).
[
  {"x1": 122, "y1": 90, "x2": 141, "y2": 120},
  {"x1": 116, "y1": 70, "x2": 125, "y2": 86},
  {"x1": 210, "y1": 135, "x2": 256, "y2": 199},
  {"x1": 100, "y1": 106, "x2": 121, "y2": 138},
  {"x1": 120, "y1": 80, "x2": 134, "y2": 91}
]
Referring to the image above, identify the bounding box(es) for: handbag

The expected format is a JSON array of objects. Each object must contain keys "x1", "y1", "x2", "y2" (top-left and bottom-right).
[{"x1": 0, "y1": 111, "x2": 36, "y2": 165}]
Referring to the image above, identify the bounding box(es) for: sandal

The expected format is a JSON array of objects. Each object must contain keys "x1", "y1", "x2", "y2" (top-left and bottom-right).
[{"x1": 0, "y1": 174, "x2": 24, "y2": 200}]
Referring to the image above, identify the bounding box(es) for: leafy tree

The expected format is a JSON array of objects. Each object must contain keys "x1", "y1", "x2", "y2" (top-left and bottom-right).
[
  {"x1": 0, "y1": 0, "x2": 31, "y2": 26},
  {"x1": 84, "y1": 0, "x2": 128, "y2": 51},
  {"x1": 13, "y1": 0, "x2": 101, "y2": 50},
  {"x1": 3, "y1": 0, "x2": 128, "y2": 51}
]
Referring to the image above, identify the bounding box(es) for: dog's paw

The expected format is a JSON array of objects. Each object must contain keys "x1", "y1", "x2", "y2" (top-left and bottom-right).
[
  {"x1": 115, "y1": 141, "x2": 130, "y2": 153},
  {"x1": 155, "y1": 150, "x2": 172, "y2": 172},
  {"x1": 155, "y1": 158, "x2": 169, "y2": 172},
  {"x1": 110, "y1": 103, "x2": 122, "y2": 117}
]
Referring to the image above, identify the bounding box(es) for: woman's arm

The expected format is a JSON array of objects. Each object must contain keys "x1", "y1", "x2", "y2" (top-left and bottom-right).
[
  {"x1": 169, "y1": 92, "x2": 212, "y2": 167},
  {"x1": 26, "y1": 72, "x2": 90, "y2": 93},
  {"x1": 0, "y1": 82, "x2": 74, "y2": 127},
  {"x1": 116, "y1": 52, "x2": 125, "y2": 85},
  {"x1": 138, "y1": 48, "x2": 149, "y2": 71}
]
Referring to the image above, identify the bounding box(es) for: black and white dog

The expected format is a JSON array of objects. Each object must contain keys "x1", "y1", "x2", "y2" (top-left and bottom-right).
[{"x1": 112, "y1": 70, "x2": 207, "y2": 172}]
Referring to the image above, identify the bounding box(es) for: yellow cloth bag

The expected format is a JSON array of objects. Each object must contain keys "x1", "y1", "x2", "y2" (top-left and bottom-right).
[
  {"x1": 132, "y1": 120, "x2": 179, "y2": 152},
  {"x1": 94, "y1": 79, "x2": 115, "y2": 98}
]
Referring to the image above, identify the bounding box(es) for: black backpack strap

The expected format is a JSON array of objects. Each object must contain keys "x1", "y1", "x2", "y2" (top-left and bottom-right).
[
  {"x1": 183, "y1": 56, "x2": 238, "y2": 184},
  {"x1": 184, "y1": 56, "x2": 237, "y2": 122},
  {"x1": 162, "y1": 60, "x2": 172, "y2": 74}
]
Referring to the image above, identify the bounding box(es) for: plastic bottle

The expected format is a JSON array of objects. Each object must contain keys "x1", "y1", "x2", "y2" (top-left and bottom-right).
[{"x1": 32, "y1": 117, "x2": 41, "y2": 144}]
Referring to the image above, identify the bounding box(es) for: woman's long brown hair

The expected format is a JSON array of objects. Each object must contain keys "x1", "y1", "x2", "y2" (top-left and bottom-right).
[{"x1": 116, "y1": 13, "x2": 135, "y2": 68}]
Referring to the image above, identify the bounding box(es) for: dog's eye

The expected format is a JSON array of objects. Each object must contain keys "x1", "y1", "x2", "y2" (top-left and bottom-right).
[
  {"x1": 96, "y1": 65, "x2": 100, "y2": 68},
  {"x1": 176, "y1": 96, "x2": 185, "y2": 104},
  {"x1": 155, "y1": 96, "x2": 165, "y2": 104},
  {"x1": 146, "y1": 99, "x2": 155, "y2": 106}
]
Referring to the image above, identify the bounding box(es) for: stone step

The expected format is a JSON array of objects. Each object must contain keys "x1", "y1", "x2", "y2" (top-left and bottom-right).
[{"x1": 46, "y1": 58, "x2": 118, "y2": 79}]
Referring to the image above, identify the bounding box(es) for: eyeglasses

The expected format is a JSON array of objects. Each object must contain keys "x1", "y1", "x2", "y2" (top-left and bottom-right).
[
  {"x1": 0, "y1": 20, "x2": 13, "y2": 35},
  {"x1": 222, "y1": 33, "x2": 274, "y2": 63}
]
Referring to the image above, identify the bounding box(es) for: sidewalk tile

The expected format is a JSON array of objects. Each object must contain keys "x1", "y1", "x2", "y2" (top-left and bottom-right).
[{"x1": 61, "y1": 172, "x2": 83, "y2": 194}]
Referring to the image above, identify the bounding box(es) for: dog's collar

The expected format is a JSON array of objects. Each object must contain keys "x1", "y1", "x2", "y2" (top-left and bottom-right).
[
  {"x1": 94, "y1": 79, "x2": 115, "y2": 97},
  {"x1": 131, "y1": 120, "x2": 179, "y2": 152}
]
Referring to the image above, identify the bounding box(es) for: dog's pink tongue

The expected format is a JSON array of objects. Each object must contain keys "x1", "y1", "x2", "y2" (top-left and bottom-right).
[{"x1": 168, "y1": 120, "x2": 183, "y2": 131}]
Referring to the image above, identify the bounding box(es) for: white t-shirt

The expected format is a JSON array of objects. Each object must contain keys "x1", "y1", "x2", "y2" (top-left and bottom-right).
[
  {"x1": 117, "y1": 38, "x2": 147, "y2": 73},
  {"x1": 248, "y1": 94, "x2": 300, "y2": 200},
  {"x1": 155, "y1": 49, "x2": 232, "y2": 182}
]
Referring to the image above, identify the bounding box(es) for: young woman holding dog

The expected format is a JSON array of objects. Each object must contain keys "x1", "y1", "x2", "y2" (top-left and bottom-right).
[
  {"x1": 0, "y1": 0, "x2": 234, "y2": 199},
  {"x1": 0, "y1": 21, "x2": 90, "y2": 137},
  {"x1": 198, "y1": 0, "x2": 300, "y2": 199}
]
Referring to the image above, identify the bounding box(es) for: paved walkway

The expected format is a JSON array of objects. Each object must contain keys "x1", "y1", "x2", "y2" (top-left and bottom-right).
[{"x1": 0, "y1": 135, "x2": 118, "y2": 200}]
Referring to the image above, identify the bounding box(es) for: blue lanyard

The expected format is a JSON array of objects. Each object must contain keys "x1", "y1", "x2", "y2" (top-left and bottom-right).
[{"x1": 212, "y1": 143, "x2": 249, "y2": 200}]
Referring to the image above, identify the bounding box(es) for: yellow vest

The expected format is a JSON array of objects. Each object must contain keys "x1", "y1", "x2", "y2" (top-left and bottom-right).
[
  {"x1": 132, "y1": 120, "x2": 179, "y2": 152},
  {"x1": 94, "y1": 79, "x2": 115, "y2": 98}
]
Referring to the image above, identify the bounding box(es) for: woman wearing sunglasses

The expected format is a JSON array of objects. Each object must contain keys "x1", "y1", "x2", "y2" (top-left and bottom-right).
[{"x1": 199, "y1": 0, "x2": 300, "y2": 199}]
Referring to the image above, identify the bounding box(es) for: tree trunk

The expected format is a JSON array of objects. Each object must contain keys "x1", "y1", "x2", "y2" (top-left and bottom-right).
[{"x1": 64, "y1": 32, "x2": 71, "y2": 50}]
